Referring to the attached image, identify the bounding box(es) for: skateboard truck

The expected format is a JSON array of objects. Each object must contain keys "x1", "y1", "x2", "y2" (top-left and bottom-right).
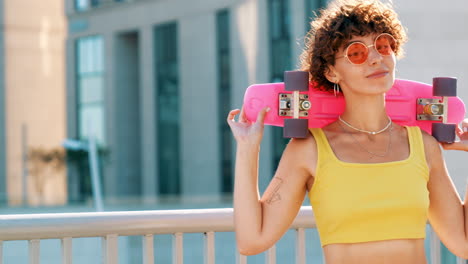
[
  {"x1": 418, "y1": 77, "x2": 458, "y2": 143},
  {"x1": 278, "y1": 93, "x2": 311, "y2": 117},
  {"x1": 282, "y1": 71, "x2": 310, "y2": 138},
  {"x1": 417, "y1": 98, "x2": 447, "y2": 122}
]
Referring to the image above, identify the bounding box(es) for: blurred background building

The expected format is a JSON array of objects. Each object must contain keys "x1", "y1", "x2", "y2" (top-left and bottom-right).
[
  {"x1": 0, "y1": 0, "x2": 67, "y2": 206},
  {"x1": 0, "y1": 0, "x2": 466, "y2": 208},
  {"x1": 0, "y1": 0, "x2": 467, "y2": 262},
  {"x1": 62, "y1": 0, "x2": 468, "y2": 208},
  {"x1": 63, "y1": 0, "x2": 329, "y2": 207}
]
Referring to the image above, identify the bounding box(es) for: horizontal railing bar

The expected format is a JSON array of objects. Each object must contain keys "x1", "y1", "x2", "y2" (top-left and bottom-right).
[{"x1": 0, "y1": 207, "x2": 316, "y2": 241}]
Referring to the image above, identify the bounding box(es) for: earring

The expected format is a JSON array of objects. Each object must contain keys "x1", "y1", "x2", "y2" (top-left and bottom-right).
[{"x1": 334, "y1": 82, "x2": 340, "y2": 97}]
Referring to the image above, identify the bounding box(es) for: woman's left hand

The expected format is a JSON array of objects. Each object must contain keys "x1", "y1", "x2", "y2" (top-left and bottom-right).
[{"x1": 440, "y1": 119, "x2": 468, "y2": 151}]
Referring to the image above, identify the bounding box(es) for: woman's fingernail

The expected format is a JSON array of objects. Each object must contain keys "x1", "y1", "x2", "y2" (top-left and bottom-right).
[
  {"x1": 266, "y1": 107, "x2": 271, "y2": 112},
  {"x1": 464, "y1": 127, "x2": 468, "y2": 132}
]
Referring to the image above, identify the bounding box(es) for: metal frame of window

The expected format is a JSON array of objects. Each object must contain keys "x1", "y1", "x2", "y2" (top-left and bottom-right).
[
  {"x1": 305, "y1": 0, "x2": 326, "y2": 32},
  {"x1": 154, "y1": 22, "x2": 181, "y2": 196},
  {"x1": 75, "y1": 35, "x2": 105, "y2": 200},
  {"x1": 216, "y1": 9, "x2": 233, "y2": 195},
  {"x1": 268, "y1": 0, "x2": 292, "y2": 170}
]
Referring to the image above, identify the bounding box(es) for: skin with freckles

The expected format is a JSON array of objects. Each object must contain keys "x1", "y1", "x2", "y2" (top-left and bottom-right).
[{"x1": 227, "y1": 0, "x2": 468, "y2": 262}]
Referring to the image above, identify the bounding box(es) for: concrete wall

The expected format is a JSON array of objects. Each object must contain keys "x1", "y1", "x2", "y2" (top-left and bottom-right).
[
  {"x1": 4, "y1": 0, "x2": 67, "y2": 205},
  {"x1": 0, "y1": 0, "x2": 6, "y2": 203}
]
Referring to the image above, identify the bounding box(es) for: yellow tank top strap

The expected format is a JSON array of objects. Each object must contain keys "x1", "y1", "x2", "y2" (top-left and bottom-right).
[
  {"x1": 406, "y1": 126, "x2": 423, "y2": 156},
  {"x1": 405, "y1": 126, "x2": 430, "y2": 178},
  {"x1": 309, "y1": 127, "x2": 334, "y2": 161}
]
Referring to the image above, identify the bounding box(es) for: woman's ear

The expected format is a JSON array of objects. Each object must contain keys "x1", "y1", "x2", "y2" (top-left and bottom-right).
[{"x1": 324, "y1": 65, "x2": 339, "y2": 83}]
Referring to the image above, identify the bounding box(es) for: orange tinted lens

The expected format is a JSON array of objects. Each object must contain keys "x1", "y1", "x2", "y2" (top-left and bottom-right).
[
  {"x1": 346, "y1": 42, "x2": 368, "y2": 64},
  {"x1": 375, "y1": 34, "x2": 396, "y2": 56}
]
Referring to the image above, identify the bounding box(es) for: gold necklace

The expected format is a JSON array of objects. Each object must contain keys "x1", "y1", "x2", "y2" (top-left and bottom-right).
[{"x1": 338, "y1": 122, "x2": 393, "y2": 159}]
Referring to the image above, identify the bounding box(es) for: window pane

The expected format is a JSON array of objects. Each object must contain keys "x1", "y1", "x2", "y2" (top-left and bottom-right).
[
  {"x1": 76, "y1": 35, "x2": 105, "y2": 145},
  {"x1": 75, "y1": 0, "x2": 89, "y2": 11},
  {"x1": 95, "y1": 37, "x2": 104, "y2": 72},
  {"x1": 79, "y1": 105, "x2": 105, "y2": 146},
  {"x1": 268, "y1": 0, "x2": 291, "y2": 171},
  {"x1": 90, "y1": 0, "x2": 100, "y2": 7},
  {"x1": 77, "y1": 40, "x2": 86, "y2": 74},
  {"x1": 86, "y1": 39, "x2": 94, "y2": 73},
  {"x1": 155, "y1": 23, "x2": 180, "y2": 196},
  {"x1": 79, "y1": 76, "x2": 103, "y2": 104},
  {"x1": 305, "y1": 0, "x2": 326, "y2": 32},
  {"x1": 217, "y1": 9, "x2": 233, "y2": 194}
]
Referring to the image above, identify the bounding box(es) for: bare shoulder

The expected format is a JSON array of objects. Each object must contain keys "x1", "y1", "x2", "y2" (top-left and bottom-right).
[
  {"x1": 280, "y1": 131, "x2": 318, "y2": 179},
  {"x1": 285, "y1": 131, "x2": 318, "y2": 159},
  {"x1": 419, "y1": 128, "x2": 444, "y2": 171}
]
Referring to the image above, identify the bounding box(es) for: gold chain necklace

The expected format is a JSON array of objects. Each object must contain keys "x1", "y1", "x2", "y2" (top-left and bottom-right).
[
  {"x1": 339, "y1": 116, "x2": 392, "y2": 135},
  {"x1": 338, "y1": 122, "x2": 393, "y2": 159}
]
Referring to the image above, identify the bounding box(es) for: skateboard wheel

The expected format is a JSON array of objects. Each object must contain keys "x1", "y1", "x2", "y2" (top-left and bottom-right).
[
  {"x1": 432, "y1": 123, "x2": 456, "y2": 143},
  {"x1": 284, "y1": 71, "x2": 309, "y2": 91},
  {"x1": 433, "y1": 77, "x2": 457, "y2": 97},
  {"x1": 284, "y1": 119, "x2": 308, "y2": 138}
]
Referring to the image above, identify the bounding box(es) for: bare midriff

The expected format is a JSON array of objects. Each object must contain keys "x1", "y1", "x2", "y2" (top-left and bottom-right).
[{"x1": 323, "y1": 239, "x2": 427, "y2": 264}]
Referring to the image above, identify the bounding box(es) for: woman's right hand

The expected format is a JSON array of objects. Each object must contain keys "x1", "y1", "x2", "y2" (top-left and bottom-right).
[
  {"x1": 227, "y1": 106, "x2": 270, "y2": 147},
  {"x1": 440, "y1": 119, "x2": 468, "y2": 152}
]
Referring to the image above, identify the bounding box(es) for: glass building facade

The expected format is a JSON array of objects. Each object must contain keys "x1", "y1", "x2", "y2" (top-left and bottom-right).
[
  {"x1": 216, "y1": 9, "x2": 233, "y2": 195},
  {"x1": 76, "y1": 36, "x2": 106, "y2": 146},
  {"x1": 268, "y1": 0, "x2": 292, "y2": 171},
  {"x1": 154, "y1": 23, "x2": 180, "y2": 196}
]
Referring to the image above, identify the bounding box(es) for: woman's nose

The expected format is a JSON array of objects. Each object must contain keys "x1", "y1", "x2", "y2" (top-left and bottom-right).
[{"x1": 367, "y1": 45, "x2": 383, "y2": 64}]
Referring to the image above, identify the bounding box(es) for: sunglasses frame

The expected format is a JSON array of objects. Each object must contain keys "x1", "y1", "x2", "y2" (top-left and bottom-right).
[{"x1": 337, "y1": 33, "x2": 397, "y2": 65}]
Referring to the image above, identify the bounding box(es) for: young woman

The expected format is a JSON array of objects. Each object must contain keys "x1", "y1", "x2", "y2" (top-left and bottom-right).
[{"x1": 227, "y1": 0, "x2": 468, "y2": 263}]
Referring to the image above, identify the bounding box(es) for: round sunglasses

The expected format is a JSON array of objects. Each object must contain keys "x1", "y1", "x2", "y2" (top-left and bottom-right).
[{"x1": 336, "y1": 33, "x2": 397, "y2": 65}]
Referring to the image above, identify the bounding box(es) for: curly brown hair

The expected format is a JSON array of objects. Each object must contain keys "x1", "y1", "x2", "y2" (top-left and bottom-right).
[{"x1": 299, "y1": 0, "x2": 407, "y2": 92}]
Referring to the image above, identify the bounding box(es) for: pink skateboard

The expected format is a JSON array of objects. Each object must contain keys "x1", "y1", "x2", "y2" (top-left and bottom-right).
[{"x1": 243, "y1": 71, "x2": 466, "y2": 143}]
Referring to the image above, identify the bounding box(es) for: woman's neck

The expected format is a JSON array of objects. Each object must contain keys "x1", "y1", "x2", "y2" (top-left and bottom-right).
[{"x1": 340, "y1": 93, "x2": 390, "y2": 133}]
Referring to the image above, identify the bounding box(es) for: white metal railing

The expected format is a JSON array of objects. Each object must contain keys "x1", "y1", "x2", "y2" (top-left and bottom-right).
[{"x1": 0, "y1": 206, "x2": 447, "y2": 264}]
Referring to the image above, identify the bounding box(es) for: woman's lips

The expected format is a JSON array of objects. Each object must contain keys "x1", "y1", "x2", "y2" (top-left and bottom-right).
[{"x1": 366, "y1": 71, "x2": 389, "y2": 78}]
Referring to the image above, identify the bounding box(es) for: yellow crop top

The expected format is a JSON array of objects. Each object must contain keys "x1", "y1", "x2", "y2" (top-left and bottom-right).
[{"x1": 308, "y1": 126, "x2": 430, "y2": 247}]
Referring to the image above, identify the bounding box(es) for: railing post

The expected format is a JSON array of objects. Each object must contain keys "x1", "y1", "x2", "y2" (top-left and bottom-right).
[
  {"x1": 29, "y1": 239, "x2": 40, "y2": 264},
  {"x1": 61, "y1": 237, "x2": 72, "y2": 264},
  {"x1": 236, "y1": 251, "x2": 247, "y2": 264},
  {"x1": 430, "y1": 227, "x2": 441, "y2": 264},
  {"x1": 266, "y1": 245, "x2": 276, "y2": 264},
  {"x1": 0, "y1": 240, "x2": 3, "y2": 264},
  {"x1": 143, "y1": 234, "x2": 154, "y2": 264},
  {"x1": 295, "y1": 228, "x2": 306, "y2": 264},
  {"x1": 204, "y1": 232, "x2": 215, "y2": 264},
  {"x1": 173, "y1": 233, "x2": 183, "y2": 264},
  {"x1": 102, "y1": 234, "x2": 118, "y2": 264}
]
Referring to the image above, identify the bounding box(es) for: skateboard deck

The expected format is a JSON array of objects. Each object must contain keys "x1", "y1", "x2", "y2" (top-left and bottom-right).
[{"x1": 243, "y1": 74, "x2": 465, "y2": 142}]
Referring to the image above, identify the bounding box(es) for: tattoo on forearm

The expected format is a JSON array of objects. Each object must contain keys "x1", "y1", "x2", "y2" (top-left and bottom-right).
[{"x1": 264, "y1": 177, "x2": 284, "y2": 204}]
